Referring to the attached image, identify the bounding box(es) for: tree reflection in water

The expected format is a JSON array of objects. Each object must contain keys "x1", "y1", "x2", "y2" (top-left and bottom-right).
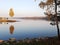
[
  {"x1": 0, "y1": 22, "x2": 15, "y2": 34},
  {"x1": 50, "y1": 21, "x2": 60, "y2": 40},
  {"x1": 9, "y1": 25, "x2": 14, "y2": 35}
]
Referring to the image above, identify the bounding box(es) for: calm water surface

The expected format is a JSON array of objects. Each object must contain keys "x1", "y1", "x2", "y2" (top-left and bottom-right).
[{"x1": 0, "y1": 19, "x2": 59, "y2": 40}]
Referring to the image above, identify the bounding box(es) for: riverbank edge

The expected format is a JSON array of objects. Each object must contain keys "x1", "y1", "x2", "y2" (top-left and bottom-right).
[{"x1": 0, "y1": 36, "x2": 60, "y2": 45}]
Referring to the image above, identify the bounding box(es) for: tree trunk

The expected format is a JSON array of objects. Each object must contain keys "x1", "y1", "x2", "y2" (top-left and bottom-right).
[{"x1": 55, "y1": 0, "x2": 60, "y2": 40}]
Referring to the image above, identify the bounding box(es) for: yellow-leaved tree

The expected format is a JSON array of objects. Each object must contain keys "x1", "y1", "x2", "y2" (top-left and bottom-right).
[{"x1": 9, "y1": 8, "x2": 14, "y2": 17}]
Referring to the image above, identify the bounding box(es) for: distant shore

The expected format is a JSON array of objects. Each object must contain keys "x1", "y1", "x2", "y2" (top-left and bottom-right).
[
  {"x1": 5, "y1": 17, "x2": 48, "y2": 20},
  {"x1": 12, "y1": 17, "x2": 47, "y2": 19},
  {"x1": 0, "y1": 16, "x2": 60, "y2": 21}
]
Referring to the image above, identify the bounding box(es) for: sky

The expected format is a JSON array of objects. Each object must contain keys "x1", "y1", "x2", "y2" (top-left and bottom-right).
[{"x1": 0, "y1": 0, "x2": 46, "y2": 17}]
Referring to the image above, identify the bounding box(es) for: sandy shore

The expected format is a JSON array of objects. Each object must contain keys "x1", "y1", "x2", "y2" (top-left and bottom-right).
[{"x1": 0, "y1": 20, "x2": 16, "y2": 22}]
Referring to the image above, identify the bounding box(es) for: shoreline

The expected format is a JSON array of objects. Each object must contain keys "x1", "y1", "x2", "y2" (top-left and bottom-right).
[
  {"x1": 0, "y1": 19, "x2": 16, "y2": 22},
  {"x1": 0, "y1": 36, "x2": 60, "y2": 45}
]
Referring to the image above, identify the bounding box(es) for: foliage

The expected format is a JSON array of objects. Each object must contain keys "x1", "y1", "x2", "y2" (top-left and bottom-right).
[
  {"x1": 39, "y1": 0, "x2": 54, "y2": 9},
  {"x1": 9, "y1": 8, "x2": 14, "y2": 17},
  {"x1": 38, "y1": 0, "x2": 55, "y2": 20}
]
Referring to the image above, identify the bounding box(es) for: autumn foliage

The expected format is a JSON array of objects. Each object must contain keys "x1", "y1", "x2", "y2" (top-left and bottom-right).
[{"x1": 9, "y1": 8, "x2": 14, "y2": 17}]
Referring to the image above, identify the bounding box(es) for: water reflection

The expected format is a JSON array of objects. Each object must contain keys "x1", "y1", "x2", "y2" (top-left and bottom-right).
[
  {"x1": 50, "y1": 21, "x2": 60, "y2": 40},
  {"x1": 0, "y1": 22, "x2": 8, "y2": 24},
  {"x1": 0, "y1": 19, "x2": 60, "y2": 40},
  {"x1": 9, "y1": 25, "x2": 14, "y2": 35},
  {"x1": 57, "y1": 28, "x2": 60, "y2": 40},
  {"x1": 0, "y1": 22, "x2": 14, "y2": 35}
]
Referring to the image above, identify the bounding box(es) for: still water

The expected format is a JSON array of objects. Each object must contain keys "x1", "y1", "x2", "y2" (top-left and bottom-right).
[{"x1": 0, "y1": 19, "x2": 59, "y2": 40}]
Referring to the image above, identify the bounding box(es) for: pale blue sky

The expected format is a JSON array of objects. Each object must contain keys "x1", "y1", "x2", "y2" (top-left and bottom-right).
[{"x1": 0, "y1": 0, "x2": 46, "y2": 17}]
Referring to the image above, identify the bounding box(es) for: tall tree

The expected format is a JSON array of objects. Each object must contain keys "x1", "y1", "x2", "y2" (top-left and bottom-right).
[{"x1": 36, "y1": 0, "x2": 60, "y2": 40}]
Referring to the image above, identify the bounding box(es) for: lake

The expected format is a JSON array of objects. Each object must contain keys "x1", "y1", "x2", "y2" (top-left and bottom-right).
[{"x1": 0, "y1": 19, "x2": 59, "y2": 40}]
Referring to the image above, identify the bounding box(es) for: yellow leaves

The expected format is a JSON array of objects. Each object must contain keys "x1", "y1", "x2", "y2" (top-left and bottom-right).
[
  {"x1": 9, "y1": 25, "x2": 14, "y2": 34},
  {"x1": 9, "y1": 8, "x2": 15, "y2": 34},
  {"x1": 9, "y1": 8, "x2": 14, "y2": 17}
]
